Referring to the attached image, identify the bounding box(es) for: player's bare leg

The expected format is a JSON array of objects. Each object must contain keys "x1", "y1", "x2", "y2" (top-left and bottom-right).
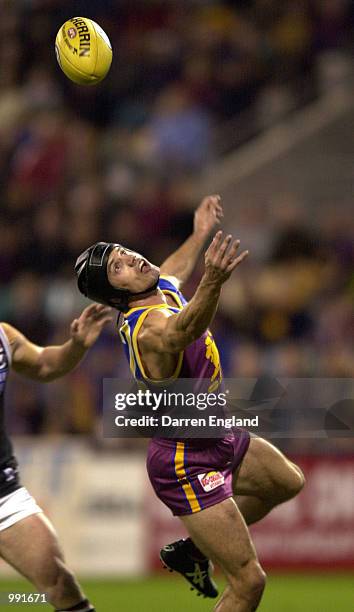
[
  {"x1": 181, "y1": 498, "x2": 266, "y2": 611},
  {"x1": 233, "y1": 436, "x2": 305, "y2": 525},
  {"x1": 0, "y1": 513, "x2": 93, "y2": 611}
]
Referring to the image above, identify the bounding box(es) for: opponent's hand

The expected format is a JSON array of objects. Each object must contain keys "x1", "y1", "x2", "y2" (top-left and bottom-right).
[
  {"x1": 70, "y1": 304, "x2": 113, "y2": 349},
  {"x1": 194, "y1": 194, "x2": 224, "y2": 239},
  {"x1": 204, "y1": 231, "x2": 249, "y2": 285}
]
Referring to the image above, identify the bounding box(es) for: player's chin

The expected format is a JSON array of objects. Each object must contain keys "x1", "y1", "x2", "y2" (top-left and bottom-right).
[
  {"x1": 147, "y1": 265, "x2": 159, "y2": 285},
  {"x1": 151, "y1": 264, "x2": 160, "y2": 278},
  {"x1": 141, "y1": 265, "x2": 159, "y2": 288}
]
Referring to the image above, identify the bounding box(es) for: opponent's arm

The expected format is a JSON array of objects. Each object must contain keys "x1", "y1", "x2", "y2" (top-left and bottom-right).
[
  {"x1": 140, "y1": 231, "x2": 248, "y2": 353},
  {"x1": 1, "y1": 304, "x2": 112, "y2": 382},
  {"x1": 160, "y1": 195, "x2": 223, "y2": 286}
]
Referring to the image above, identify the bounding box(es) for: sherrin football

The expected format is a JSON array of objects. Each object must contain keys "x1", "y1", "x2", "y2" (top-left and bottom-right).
[{"x1": 55, "y1": 17, "x2": 112, "y2": 85}]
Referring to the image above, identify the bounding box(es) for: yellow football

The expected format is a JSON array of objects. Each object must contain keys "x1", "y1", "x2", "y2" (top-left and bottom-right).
[{"x1": 55, "y1": 17, "x2": 112, "y2": 85}]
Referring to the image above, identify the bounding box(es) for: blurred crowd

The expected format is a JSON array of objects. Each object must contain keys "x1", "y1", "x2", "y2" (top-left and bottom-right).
[{"x1": 0, "y1": 1, "x2": 353, "y2": 450}]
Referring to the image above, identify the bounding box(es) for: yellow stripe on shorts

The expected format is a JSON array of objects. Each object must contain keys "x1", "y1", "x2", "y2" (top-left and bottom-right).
[{"x1": 174, "y1": 441, "x2": 201, "y2": 513}]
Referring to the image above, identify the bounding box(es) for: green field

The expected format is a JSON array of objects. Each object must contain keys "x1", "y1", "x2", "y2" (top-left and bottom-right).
[{"x1": 0, "y1": 574, "x2": 352, "y2": 611}]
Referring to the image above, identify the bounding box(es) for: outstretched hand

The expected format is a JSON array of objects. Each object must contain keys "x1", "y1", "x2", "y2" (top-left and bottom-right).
[
  {"x1": 204, "y1": 231, "x2": 249, "y2": 285},
  {"x1": 194, "y1": 194, "x2": 224, "y2": 239},
  {"x1": 70, "y1": 304, "x2": 113, "y2": 349}
]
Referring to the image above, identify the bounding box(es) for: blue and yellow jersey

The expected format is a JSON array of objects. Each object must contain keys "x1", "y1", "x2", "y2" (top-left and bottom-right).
[{"x1": 118, "y1": 276, "x2": 222, "y2": 390}]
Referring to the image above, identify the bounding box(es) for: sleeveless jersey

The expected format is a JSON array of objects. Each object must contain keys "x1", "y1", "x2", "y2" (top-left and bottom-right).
[
  {"x1": 0, "y1": 325, "x2": 20, "y2": 496},
  {"x1": 130, "y1": 281, "x2": 251, "y2": 517},
  {"x1": 118, "y1": 276, "x2": 222, "y2": 391}
]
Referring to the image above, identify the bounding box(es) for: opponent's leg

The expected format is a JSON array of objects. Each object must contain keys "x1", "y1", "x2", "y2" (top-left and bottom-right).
[
  {"x1": 0, "y1": 513, "x2": 94, "y2": 611},
  {"x1": 233, "y1": 436, "x2": 305, "y2": 525},
  {"x1": 181, "y1": 498, "x2": 266, "y2": 612}
]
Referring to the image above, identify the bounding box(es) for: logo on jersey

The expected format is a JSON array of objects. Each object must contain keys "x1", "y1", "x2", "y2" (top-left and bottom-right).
[
  {"x1": 205, "y1": 332, "x2": 222, "y2": 391},
  {"x1": 198, "y1": 471, "x2": 224, "y2": 492}
]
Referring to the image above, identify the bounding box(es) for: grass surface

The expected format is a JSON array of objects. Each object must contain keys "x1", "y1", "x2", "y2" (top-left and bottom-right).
[{"x1": 0, "y1": 573, "x2": 352, "y2": 611}]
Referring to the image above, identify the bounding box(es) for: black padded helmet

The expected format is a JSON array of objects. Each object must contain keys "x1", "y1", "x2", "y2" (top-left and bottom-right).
[{"x1": 75, "y1": 242, "x2": 159, "y2": 312}]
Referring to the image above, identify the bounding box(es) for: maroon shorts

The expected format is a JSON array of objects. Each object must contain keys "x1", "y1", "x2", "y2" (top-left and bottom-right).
[{"x1": 146, "y1": 430, "x2": 250, "y2": 516}]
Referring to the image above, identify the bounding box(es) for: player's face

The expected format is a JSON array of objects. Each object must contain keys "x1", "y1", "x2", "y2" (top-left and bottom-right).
[{"x1": 107, "y1": 246, "x2": 160, "y2": 294}]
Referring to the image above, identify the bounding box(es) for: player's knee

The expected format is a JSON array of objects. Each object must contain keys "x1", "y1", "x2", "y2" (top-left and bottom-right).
[
  {"x1": 273, "y1": 463, "x2": 305, "y2": 504},
  {"x1": 244, "y1": 560, "x2": 266, "y2": 598},
  {"x1": 285, "y1": 464, "x2": 305, "y2": 500},
  {"x1": 235, "y1": 559, "x2": 266, "y2": 602},
  {"x1": 38, "y1": 557, "x2": 78, "y2": 600},
  {"x1": 228, "y1": 559, "x2": 266, "y2": 603}
]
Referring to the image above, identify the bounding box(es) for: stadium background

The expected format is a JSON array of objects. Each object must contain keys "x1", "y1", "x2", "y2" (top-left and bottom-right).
[{"x1": 0, "y1": 0, "x2": 353, "y2": 610}]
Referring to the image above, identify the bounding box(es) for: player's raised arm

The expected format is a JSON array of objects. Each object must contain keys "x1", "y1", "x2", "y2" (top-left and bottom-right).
[
  {"x1": 160, "y1": 194, "x2": 224, "y2": 287},
  {"x1": 1, "y1": 304, "x2": 112, "y2": 382},
  {"x1": 140, "y1": 231, "x2": 248, "y2": 354}
]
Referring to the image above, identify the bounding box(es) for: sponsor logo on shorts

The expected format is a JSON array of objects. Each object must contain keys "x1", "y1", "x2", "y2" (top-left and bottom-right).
[
  {"x1": 198, "y1": 471, "x2": 224, "y2": 492},
  {"x1": 67, "y1": 27, "x2": 77, "y2": 39}
]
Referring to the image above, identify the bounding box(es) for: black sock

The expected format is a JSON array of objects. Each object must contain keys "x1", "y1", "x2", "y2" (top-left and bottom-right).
[
  {"x1": 184, "y1": 537, "x2": 208, "y2": 561},
  {"x1": 56, "y1": 599, "x2": 95, "y2": 612}
]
